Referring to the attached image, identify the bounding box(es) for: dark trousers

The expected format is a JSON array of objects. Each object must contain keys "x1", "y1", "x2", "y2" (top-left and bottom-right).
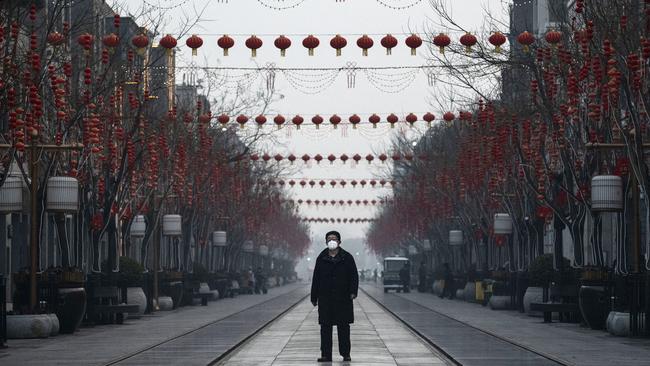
[{"x1": 320, "y1": 324, "x2": 350, "y2": 358}]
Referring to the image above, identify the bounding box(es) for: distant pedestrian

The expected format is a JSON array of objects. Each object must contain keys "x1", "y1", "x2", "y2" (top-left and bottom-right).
[
  {"x1": 254, "y1": 266, "x2": 267, "y2": 294},
  {"x1": 418, "y1": 261, "x2": 427, "y2": 293},
  {"x1": 373, "y1": 268, "x2": 378, "y2": 283},
  {"x1": 311, "y1": 230, "x2": 359, "y2": 363},
  {"x1": 399, "y1": 262, "x2": 410, "y2": 293},
  {"x1": 439, "y1": 263, "x2": 454, "y2": 299}
]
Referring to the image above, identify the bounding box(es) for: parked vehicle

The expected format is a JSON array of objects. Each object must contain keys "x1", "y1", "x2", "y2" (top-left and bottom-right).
[{"x1": 383, "y1": 257, "x2": 409, "y2": 293}]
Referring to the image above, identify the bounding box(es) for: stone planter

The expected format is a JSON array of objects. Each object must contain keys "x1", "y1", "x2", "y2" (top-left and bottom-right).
[
  {"x1": 464, "y1": 282, "x2": 476, "y2": 302},
  {"x1": 488, "y1": 295, "x2": 511, "y2": 310},
  {"x1": 126, "y1": 287, "x2": 147, "y2": 317},
  {"x1": 199, "y1": 282, "x2": 211, "y2": 294},
  {"x1": 57, "y1": 287, "x2": 86, "y2": 334},
  {"x1": 579, "y1": 285, "x2": 609, "y2": 330},
  {"x1": 7, "y1": 314, "x2": 52, "y2": 338},
  {"x1": 523, "y1": 287, "x2": 544, "y2": 316},
  {"x1": 157, "y1": 296, "x2": 174, "y2": 311},
  {"x1": 455, "y1": 289, "x2": 465, "y2": 299},
  {"x1": 47, "y1": 314, "x2": 60, "y2": 336},
  {"x1": 432, "y1": 280, "x2": 444, "y2": 295},
  {"x1": 607, "y1": 312, "x2": 630, "y2": 337}
]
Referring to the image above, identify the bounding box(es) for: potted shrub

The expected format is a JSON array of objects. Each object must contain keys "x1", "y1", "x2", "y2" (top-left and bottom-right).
[
  {"x1": 524, "y1": 254, "x2": 555, "y2": 315},
  {"x1": 119, "y1": 256, "x2": 147, "y2": 317}
]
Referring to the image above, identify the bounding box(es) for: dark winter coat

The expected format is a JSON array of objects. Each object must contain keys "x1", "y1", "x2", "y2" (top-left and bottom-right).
[{"x1": 310, "y1": 247, "x2": 359, "y2": 325}]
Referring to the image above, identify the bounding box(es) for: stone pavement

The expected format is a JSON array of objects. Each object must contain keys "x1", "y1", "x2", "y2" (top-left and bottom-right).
[
  {"x1": 0, "y1": 282, "x2": 307, "y2": 366},
  {"x1": 221, "y1": 292, "x2": 451, "y2": 366},
  {"x1": 362, "y1": 283, "x2": 650, "y2": 366}
]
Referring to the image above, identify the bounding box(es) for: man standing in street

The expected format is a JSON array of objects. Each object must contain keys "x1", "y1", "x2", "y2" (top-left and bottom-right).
[{"x1": 311, "y1": 231, "x2": 359, "y2": 363}]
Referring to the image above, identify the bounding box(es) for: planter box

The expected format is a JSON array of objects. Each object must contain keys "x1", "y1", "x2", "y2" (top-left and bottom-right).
[{"x1": 523, "y1": 287, "x2": 544, "y2": 316}]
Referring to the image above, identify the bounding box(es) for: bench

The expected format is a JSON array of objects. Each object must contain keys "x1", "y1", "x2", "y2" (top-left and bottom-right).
[
  {"x1": 87, "y1": 286, "x2": 140, "y2": 324},
  {"x1": 193, "y1": 292, "x2": 212, "y2": 306},
  {"x1": 530, "y1": 302, "x2": 580, "y2": 323},
  {"x1": 93, "y1": 304, "x2": 140, "y2": 324}
]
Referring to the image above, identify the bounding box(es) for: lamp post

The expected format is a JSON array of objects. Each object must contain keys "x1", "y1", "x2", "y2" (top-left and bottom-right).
[{"x1": 0, "y1": 143, "x2": 83, "y2": 312}]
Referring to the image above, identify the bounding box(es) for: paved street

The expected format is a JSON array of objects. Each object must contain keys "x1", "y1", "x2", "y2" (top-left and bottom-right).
[
  {"x1": 362, "y1": 284, "x2": 650, "y2": 366},
  {"x1": 0, "y1": 283, "x2": 307, "y2": 366},
  {"x1": 221, "y1": 292, "x2": 450, "y2": 365}
]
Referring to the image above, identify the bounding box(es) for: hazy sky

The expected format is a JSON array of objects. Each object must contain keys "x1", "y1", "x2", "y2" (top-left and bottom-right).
[{"x1": 110, "y1": 0, "x2": 509, "y2": 253}]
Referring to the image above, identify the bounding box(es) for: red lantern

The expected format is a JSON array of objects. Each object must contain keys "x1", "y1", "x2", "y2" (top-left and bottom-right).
[
  {"x1": 303, "y1": 35, "x2": 320, "y2": 56},
  {"x1": 159, "y1": 34, "x2": 177, "y2": 55},
  {"x1": 47, "y1": 32, "x2": 65, "y2": 46},
  {"x1": 357, "y1": 34, "x2": 374, "y2": 56},
  {"x1": 246, "y1": 35, "x2": 263, "y2": 57},
  {"x1": 292, "y1": 115, "x2": 304, "y2": 129},
  {"x1": 314, "y1": 154, "x2": 323, "y2": 164},
  {"x1": 255, "y1": 115, "x2": 267, "y2": 127},
  {"x1": 488, "y1": 32, "x2": 506, "y2": 53},
  {"x1": 274, "y1": 154, "x2": 284, "y2": 162},
  {"x1": 423, "y1": 112, "x2": 435, "y2": 127},
  {"x1": 405, "y1": 34, "x2": 422, "y2": 55},
  {"x1": 353, "y1": 154, "x2": 361, "y2": 163},
  {"x1": 102, "y1": 33, "x2": 119, "y2": 49},
  {"x1": 381, "y1": 34, "x2": 398, "y2": 55},
  {"x1": 274, "y1": 35, "x2": 291, "y2": 56},
  {"x1": 459, "y1": 32, "x2": 477, "y2": 53},
  {"x1": 199, "y1": 113, "x2": 211, "y2": 124},
  {"x1": 274, "y1": 114, "x2": 286, "y2": 129},
  {"x1": 77, "y1": 33, "x2": 94, "y2": 51},
  {"x1": 365, "y1": 155, "x2": 374, "y2": 164},
  {"x1": 443, "y1": 112, "x2": 455, "y2": 122},
  {"x1": 186, "y1": 34, "x2": 203, "y2": 56},
  {"x1": 349, "y1": 114, "x2": 361, "y2": 129},
  {"x1": 217, "y1": 113, "x2": 229, "y2": 127},
  {"x1": 327, "y1": 154, "x2": 337, "y2": 164},
  {"x1": 218, "y1": 34, "x2": 235, "y2": 56},
  {"x1": 330, "y1": 34, "x2": 347, "y2": 56},
  {"x1": 340, "y1": 154, "x2": 349, "y2": 163},
  {"x1": 131, "y1": 34, "x2": 149, "y2": 54},
  {"x1": 236, "y1": 114, "x2": 248, "y2": 129},
  {"x1": 545, "y1": 30, "x2": 562, "y2": 46},
  {"x1": 312, "y1": 114, "x2": 324, "y2": 129},
  {"x1": 329, "y1": 114, "x2": 342, "y2": 129},
  {"x1": 288, "y1": 154, "x2": 296, "y2": 164},
  {"x1": 301, "y1": 154, "x2": 311, "y2": 163},
  {"x1": 387, "y1": 113, "x2": 399, "y2": 128},
  {"x1": 405, "y1": 113, "x2": 417, "y2": 127},
  {"x1": 433, "y1": 33, "x2": 451, "y2": 54},
  {"x1": 378, "y1": 154, "x2": 388, "y2": 163},
  {"x1": 369, "y1": 114, "x2": 381, "y2": 128},
  {"x1": 517, "y1": 31, "x2": 535, "y2": 53}
]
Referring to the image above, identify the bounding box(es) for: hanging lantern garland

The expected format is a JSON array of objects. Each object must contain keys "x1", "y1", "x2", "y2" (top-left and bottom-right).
[
  {"x1": 197, "y1": 32, "x2": 511, "y2": 57},
  {"x1": 248, "y1": 152, "x2": 422, "y2": 164},
  {"x1": 208, "y1": 112, "x2": 447, "y2": 129}
]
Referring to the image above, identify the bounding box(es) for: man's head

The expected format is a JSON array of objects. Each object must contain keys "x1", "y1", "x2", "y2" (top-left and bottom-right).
[{"x1": 325, "y1": 230, "x2": 341, "y2": 243}]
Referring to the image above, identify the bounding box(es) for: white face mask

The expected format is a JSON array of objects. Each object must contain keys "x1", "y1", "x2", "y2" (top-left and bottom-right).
[{"x1": 327, "y1": 240, "x2": 339, "y2": 250}]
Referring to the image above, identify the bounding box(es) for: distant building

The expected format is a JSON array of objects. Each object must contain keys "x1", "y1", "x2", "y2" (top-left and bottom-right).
[{"x1": 501, "y1": 0, "x2": 568, "y2": 107}]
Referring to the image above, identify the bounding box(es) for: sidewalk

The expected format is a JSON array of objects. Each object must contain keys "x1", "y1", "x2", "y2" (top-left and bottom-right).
[
  {"x1": 362, "y1": 283, "x2": 650, "y2": 366},
  {"x1": 0, "y1": 283, "x2": 306, "y2": 366},
  {"x1": 222, "y1": 293, "x2": 450, "y2": 365}
]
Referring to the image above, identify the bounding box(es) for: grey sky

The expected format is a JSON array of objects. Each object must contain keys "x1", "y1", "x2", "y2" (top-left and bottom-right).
[{"x1": 111, "y1": 0, "x2": 509, "y2": 253}]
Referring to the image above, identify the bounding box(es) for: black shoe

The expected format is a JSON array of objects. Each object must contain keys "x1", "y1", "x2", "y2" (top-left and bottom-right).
[
  {"x1": 343, "y1": 356, "x2": 352, "y2": 362},
  {"x1": 317, "y1": 356, "x2": 332, "y2": 362}
]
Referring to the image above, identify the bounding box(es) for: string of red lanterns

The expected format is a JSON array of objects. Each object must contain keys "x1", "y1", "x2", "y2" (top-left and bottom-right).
[
  {"x1": 212, "y1": 112, "x2": 442, "y2": 129},
  {"x1": 247, "y1": 152, "x2": 425, "y2": 164},
  {"x1": 299, "y1": 217, "x2": 377, "y2": 224},
  {"x1": 151, "y1": 30, "x2": 551, "y2": 57},
  {"x1": 260, "y1": 178, "x2": 401, "y2": 188},
  {"x1": 286, "y1": 198, "x2": 392, "y2": 206}
]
